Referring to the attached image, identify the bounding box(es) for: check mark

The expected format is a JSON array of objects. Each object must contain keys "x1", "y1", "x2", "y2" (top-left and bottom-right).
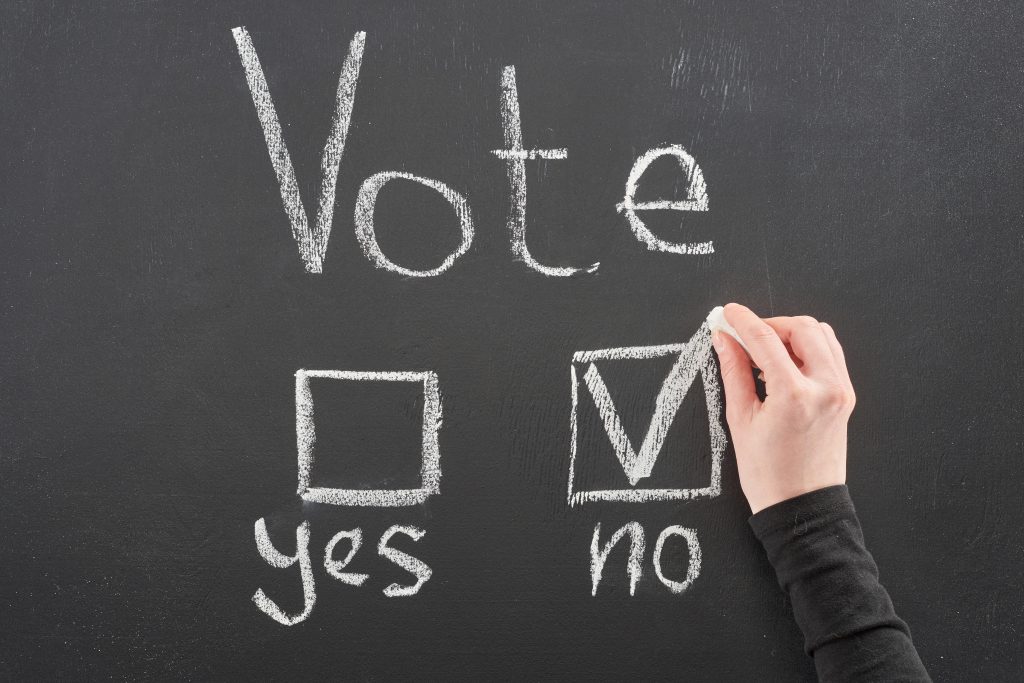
[{"x1": 581, "y1": 325, "x2": 713, "y2": 485}]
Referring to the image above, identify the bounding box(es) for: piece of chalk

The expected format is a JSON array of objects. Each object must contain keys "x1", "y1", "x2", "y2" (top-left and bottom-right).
[{"x1": 706, "y1": 306, "x2": 751, "y2": 356}]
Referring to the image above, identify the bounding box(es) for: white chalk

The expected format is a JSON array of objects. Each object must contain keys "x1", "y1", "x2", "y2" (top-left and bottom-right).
[
  {"x1": 616, "y1": 144, "x2": 712, "y2": 255},
  {"x1": 567, "y1": 324, "x2": 725, "y2": 505},
  {"x1": 491, "y1": 65, "x2": 599, "y2": 276},
  {"x1": 295, "y1": 369, "x2": 442, "y2": 507},
  {"x1": 706, "y1": 306, "x2": 750, "y2": 356},
  {"x1": 231, "y1": 27, "x2": 365, "y2": 274},
  {"x1": 354, "y1": 171, "x2": 474, "y2": 277},
  {"x1": 377, "y1": 525, "x2": 432, "y2": 597},
  {"x1": 590, "y1": 522, "x2": 644, "y2": 596},
  {"x1": 252, "y1": 518, "x2": 316, "y2": 625},
  {"x1": 652, "y1": 526, "x2": 701, "y2": 594},
  {"x1": 324, "y1": 529, "x2": 370, "y2": 586}
]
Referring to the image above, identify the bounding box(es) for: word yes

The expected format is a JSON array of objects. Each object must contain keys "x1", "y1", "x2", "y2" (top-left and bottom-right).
[{"x1": 253, "y1": 519, "x2": 431, "y2": 626}]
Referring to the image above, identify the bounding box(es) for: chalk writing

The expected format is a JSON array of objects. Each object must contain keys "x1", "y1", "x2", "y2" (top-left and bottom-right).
[
  {"x1": 231, "y1": 28, "x2": 365, "y2": 273},
  {"x1": 354, "y1": 172, "x2": 474, "y2": 277},
  {"x1": 233, "y1": 26, "x2": 727, "y2": 620},
  {"x1": 324, "y1": 529, "x2": 369, "y2": 586},
  {"x1": 653, "y1": 525, "x2": 702, "y2": 594},
  {"x1": 590, "y1": 523, "x2": 702, "y2": 596},
  {"x1": 295, "y1": 369, "x2": 442, "y2": 507},
  {"x1": 617, "y1": 145, "x2": 712, "y2": 255},
  {"x1": 252, "y1": 518, "x2": 316, "y2": 626},
  {"x1": 378, "y1": 525, "x2": 432, "y2": 597},
  {"x1": 590, "y1": 522, "x2": 645, "y2": 596},
  {"x1": 491, "y1": 65, "x2": 597, "y2": 276},
  {"x1": 568, "y1": 321, "x2": 727, "y2": 505},
  {"x1": 253, "y1": 522, "x2": 433, "y2": 625},
  {"x1": 232, "y1": 28, "x2": 712, "y2": 275}
]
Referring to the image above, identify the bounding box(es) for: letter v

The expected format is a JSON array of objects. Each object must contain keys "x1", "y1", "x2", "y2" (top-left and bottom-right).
[
  {"x1": 582, "y1": 326, "x2": 713, "y2": 485},
  {"x1": 232, "y1": 27, "x2": 365, "y2": 273}
]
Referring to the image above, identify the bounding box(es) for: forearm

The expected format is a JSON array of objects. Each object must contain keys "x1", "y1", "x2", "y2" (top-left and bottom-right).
[{"x1": 750, "y1": 486, "x2": 930, "y2": 682}]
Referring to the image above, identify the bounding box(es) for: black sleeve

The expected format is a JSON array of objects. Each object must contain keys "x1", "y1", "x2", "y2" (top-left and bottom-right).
[{"x1": 749, "y1": 485, "x2": 930, "y2": 682}]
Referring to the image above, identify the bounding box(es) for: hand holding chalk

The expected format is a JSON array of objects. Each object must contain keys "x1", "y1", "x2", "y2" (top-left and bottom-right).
[
  {"x1": 706, "y1": 305, "x2": 750, "y2": 356},
  {"x1": 707, "y1": 305, "x2": 762, "y2": 379},
  {"x1": 710, "y1": 303, "x2": 856, "y2": 513}
]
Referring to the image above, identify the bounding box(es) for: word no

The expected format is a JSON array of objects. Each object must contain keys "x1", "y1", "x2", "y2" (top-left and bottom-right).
[
  {"x1": 253, "y1": 519, "x2": 431, "y2": 626},
  {"x1": 232, "y1": 28, "x2": 712, "y2": 277},
  {"x1": 591, "y1": 523, "x2": 702, "y2": 596}
]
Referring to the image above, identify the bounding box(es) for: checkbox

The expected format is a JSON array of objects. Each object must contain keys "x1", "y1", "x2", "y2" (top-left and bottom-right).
[
  {"x1": 568, "y1": 324, "x2": 727, "y2": 506},
  {"x1": 295, "y1": 370, "x2": 441, "y2": 506}
]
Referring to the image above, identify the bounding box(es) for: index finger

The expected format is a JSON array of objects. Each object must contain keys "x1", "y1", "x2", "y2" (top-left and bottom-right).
[{"x1": 723, "y1": 303, "x2": 801, "y2": 384}]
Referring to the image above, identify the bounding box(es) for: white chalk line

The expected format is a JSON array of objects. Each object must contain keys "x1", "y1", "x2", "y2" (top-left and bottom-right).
[
  {"x1": 653, "y1": 525, "x2": 701, "y2": 594},
  {"x1": 232, "y1": 27, "x2": 365, "y2": 273},
  {"x1": 570, "y1": 486, "x2": 718, "y2": 506},
  {"x1": 567, "y1": 320, "x2": 726, "y2": 504},
  {"x1": 491, "y1": 65, "x2": 598, "y2": 276},
  {"x1": 378, "y1": 525, "x2": 432, "y2": 597},
  {"x1": 574, "y1": 342, "x2": 687, "y2": 363},
  {"x1": 616, "y1": 144, "x2": 712, "y2": 255},
  {"x1": 354, "y1": 171, "x2": 474, "y2": 277},
  {"x1": 324, "y1": 528, "x2": 369, "y2": 586},
  {"x1": 295, "y1": 369, "x2": 442, "y2": 507},
  {"x1": 589, "y1": 523, "x2": 702, "y2": 596},
  {"x1": 252, "y1": 518, "x2": 316, "y2": 625},
  {"x1": 590, "y1": 522, "x2": 644, "y2": 596},
  {"x1": 491, "y1": 149, "x2": 568, "y2": 160},
  {"x1": 582, "y1": 327, "x2": 711, "y2": 485}
]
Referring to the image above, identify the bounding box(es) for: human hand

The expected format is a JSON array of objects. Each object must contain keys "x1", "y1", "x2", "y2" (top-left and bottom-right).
[{"x1": 712, "y1": 303, "x2": 856, "y2": 514}]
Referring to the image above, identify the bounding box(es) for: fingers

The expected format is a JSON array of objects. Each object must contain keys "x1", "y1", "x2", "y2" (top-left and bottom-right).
[
  {"x1": 762, "y1": 316, "x2": 837, "y2": 380},
  {"x1": 711, "y1": 328, "x2": 757, "y2": 424},
  {"x1": 820, "y1": 322, "x2": 855, "y2": 399},
  {"x1": 723, "y1": 303, "x2": 800, "y2": 385}
]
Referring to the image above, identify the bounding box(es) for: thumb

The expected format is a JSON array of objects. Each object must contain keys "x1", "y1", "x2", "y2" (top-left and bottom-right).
[{"x1": 712, "y1": 330, "x2": 757, "y2": 425}]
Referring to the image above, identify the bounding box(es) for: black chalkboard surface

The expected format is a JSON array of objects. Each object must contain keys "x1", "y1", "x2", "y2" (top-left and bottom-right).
[{"x1": 2, "y1": 1, "x2": 1022, "y2": 679}]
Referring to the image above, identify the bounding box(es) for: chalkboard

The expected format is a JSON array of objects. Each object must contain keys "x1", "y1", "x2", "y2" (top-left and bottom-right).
[{"x1": 2, "y1": 1, "x2": 1022, "y2": 679}]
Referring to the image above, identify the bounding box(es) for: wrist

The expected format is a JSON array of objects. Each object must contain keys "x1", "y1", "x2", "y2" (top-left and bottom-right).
[{"x1": 746, "y1": 479, "x2": 847, "y2": 514}]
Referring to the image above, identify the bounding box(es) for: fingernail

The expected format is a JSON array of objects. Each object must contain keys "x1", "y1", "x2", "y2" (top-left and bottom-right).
[{"x1": 712, "y1": 331, "x2": 724, "y2": 352}]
